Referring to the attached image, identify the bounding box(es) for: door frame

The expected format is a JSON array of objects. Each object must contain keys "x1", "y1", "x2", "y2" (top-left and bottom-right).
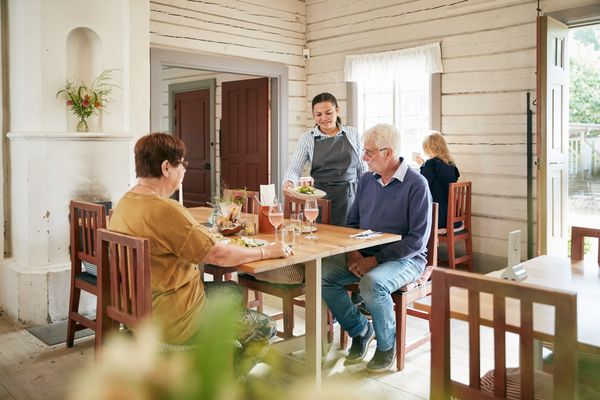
[
  {"x1": 536, "y1": 4, "x2": 600, "y2": 255},
  {"x1": 168, "y1": 79, "x2": 216, "y2": 201},
  {"x1": 150, "y1": 48, "x2": 289, "y2": 191}
]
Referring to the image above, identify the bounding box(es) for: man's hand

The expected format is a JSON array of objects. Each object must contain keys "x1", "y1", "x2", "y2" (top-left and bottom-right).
[{"x1": 348, "y1": 254, "x2": 378, "y2": 277}]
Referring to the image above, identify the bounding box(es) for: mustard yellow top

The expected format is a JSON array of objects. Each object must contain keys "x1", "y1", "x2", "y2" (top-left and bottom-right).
[{"x1": 109, "y1": 192, "x2": 216, "y2": 344}]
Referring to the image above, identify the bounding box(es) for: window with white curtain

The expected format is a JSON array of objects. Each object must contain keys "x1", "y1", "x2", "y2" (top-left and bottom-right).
[{"x1": 346, "y1": 43, "x2": 443, "y2": 158}]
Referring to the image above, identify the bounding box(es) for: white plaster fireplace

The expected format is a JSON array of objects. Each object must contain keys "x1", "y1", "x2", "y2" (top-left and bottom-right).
[{"x1": 1, "y1": 0, "x2": 149, "y2": 324}]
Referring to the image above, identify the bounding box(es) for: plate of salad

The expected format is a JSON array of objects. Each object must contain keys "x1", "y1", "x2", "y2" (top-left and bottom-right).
[{"x1": 285, "y1": 185, "x2": 327, "y2": 200}]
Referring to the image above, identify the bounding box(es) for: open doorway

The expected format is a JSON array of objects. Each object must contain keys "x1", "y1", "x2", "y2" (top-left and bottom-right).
[
  {"x1": 150, "y1": 49, "x2": 289, "y2": 206},
  {"x1": 164, "y1": 67, "x2": 269, "y2": 206},
  {"x1": 537, "y1": 11, "x2": 600, "y2": 257},
  {"x1": 567, "y1": 23, "x2": 600, "y2": 256}
]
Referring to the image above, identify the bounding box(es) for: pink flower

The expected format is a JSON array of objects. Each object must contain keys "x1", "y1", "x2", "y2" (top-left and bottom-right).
[
  {"x1": 82, "y1": 100, "x2": 90, "y2": 107},
  {"x1": 66, "y1": 100, "x2": 73, "y2": 106}
]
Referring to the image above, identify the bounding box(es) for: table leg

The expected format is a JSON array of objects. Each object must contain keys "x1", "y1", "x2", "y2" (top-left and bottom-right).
[{"x1": 304, "y1": 258, "x2": 322, "y2": 386}]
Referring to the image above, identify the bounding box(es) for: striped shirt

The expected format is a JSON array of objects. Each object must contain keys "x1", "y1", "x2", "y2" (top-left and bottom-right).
[{"x1": 282, "y1": 125, "x2": 366, "y2": 185}]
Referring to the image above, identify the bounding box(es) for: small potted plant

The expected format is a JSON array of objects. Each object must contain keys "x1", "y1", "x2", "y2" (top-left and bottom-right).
[{"x1": 56, "y1": 69, "x2": 117, "y2": 132}]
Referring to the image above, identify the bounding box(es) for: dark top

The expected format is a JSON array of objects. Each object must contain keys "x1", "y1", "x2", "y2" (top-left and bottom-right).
[{"x1": 419, "y1": 157, "x2": 460, "y2": 229}]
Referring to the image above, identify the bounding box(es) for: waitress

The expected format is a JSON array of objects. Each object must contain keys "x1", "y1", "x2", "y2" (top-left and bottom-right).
[{"x1": 283, "y1": 92, "x2": 365, "y2": 226}]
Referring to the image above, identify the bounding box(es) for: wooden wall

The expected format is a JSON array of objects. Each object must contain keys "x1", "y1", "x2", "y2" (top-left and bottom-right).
[
  {"x1": 150, "y1": 0, "x2": 308, "y2": 162},
  {"x1": 306, "y1": 0, "x2": 596, "y2": 259},
  {"x1": 150, "y1": 0, "x2": 597, "y2": 261}
]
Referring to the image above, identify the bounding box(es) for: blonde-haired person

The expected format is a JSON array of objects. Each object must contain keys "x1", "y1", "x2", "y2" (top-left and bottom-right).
[{"x1": 416, "y1": 131, "x2": 460, "y2": 233}]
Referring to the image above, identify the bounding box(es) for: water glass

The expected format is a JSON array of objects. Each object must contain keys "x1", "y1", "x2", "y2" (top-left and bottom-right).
[
  {"x1": 291, "y1": 212, "x2": 303, "y2": 236},
  {"x1": 282, "y1": 222, "x2": 296, "y2": 248}
]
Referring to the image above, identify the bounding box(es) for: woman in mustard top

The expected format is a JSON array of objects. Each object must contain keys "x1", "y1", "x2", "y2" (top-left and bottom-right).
[{"x1": 110, "y1": 133, "x2": 292, "y2": 354}]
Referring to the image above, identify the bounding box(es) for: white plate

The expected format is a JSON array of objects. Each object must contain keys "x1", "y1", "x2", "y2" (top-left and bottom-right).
[
  {"x1": 224, "y1": 237, "x2": 269, "y2": 248},
  {"x1": 301, "y1": 225, "x2": 318, "y2": 233},
  {"x1": 285, "y1": 186, "x2": 327, "y2": 200}
]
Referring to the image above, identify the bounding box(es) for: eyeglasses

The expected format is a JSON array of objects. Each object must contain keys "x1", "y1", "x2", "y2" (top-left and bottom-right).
[
  {"x1": 362, "y1": 148, "x2": 390, "y2": 157},
  {"x1": 176, "y1": 159, "x2": 189, "y2": 168}
]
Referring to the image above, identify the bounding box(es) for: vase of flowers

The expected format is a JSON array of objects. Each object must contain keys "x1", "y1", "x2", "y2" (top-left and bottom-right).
[{"x1": 56, "y1": 69, "x2": 116, "y2": 132}]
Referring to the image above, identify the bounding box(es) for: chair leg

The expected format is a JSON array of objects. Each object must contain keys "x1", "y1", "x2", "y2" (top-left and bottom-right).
[
  {"x1": 242, "y1": 286, "x2": 250, "y2": 306},
  {"x1": 447, "y1": 238, "x2": 456, "y2": 269},
  {"x1": 466, "y1": 235, "x2": 473, "y2": 272},
  {"x1": 396, "y1": 296, "x2": 408, "y2": 371},
  {"x1": 282, "y1": 297, "x2": 295, "y2": 338},
  {"x1": 254, "y1": 291, "x2": 263, "y2": 313},
  {"x1": 95, "y1": 285, "x2": 103, "y2": 350},
  {"x1": 66, "y1": 286, "x2": 80, "y2": 348}
]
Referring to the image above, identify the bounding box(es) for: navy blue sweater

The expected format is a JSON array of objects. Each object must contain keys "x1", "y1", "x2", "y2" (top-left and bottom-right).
[{"x1": 347, "y1": 164, "x2": 432, "y2": 269}]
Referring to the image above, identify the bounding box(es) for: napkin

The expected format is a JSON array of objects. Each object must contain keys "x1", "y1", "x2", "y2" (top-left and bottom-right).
[
  {"x1": 260, "y1": 184, "x2": 276, "y2": 206},
  {"x1": 350, "y1": 229, "x2": 383, "y2": 239}
]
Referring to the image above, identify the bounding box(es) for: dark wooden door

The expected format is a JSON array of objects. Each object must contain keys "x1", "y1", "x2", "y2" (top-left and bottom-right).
[
  {"x1": 175, "y1": 89, "x2": 211, "y2": 207},
  {"x1": 221, "y1": 78, "x2": 269, "y2": 191}
]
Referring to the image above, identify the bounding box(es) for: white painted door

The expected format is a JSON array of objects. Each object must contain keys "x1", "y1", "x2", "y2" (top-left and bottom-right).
[{"x1": 537, "y1": 16, "x2": 569, "y2": 255}]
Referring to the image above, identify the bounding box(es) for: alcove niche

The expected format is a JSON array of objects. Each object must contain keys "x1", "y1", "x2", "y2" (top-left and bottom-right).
[{"x1": 65, "y1": 27, "x2": 102, "y2": 132}]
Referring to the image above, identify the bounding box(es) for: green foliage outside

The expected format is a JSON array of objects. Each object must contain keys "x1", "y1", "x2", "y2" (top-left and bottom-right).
[{"x1": 570, "y1": 26, "x2": 600, "y2": 126}]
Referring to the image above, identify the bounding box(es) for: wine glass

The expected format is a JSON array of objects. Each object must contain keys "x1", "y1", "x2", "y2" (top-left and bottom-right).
[
  {"x1": 268, "y1": 202, "x2": 284, "y2": 241},
  {"x1": 304, "y1": 199, "x2": 319, "y2": 240}
]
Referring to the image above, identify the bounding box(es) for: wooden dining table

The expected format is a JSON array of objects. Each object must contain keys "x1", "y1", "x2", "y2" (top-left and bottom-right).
[
  {"x1": 414, "y1": 255, "x2": 600, "y2": 356},
  {"x1": 188, "y1": 207, "x2": 403, "y2": 384}
]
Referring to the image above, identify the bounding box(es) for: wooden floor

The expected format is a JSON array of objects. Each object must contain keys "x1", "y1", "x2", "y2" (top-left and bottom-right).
[{"x1": 0, "y1": 296, "x2": 511, "y2": 400}]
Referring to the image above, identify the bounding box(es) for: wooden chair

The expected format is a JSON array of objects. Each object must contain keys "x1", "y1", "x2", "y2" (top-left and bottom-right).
[
  {"x1": 541, "y1": 225, "x2": 600, "y2": 390},
  {"x1": 66, "y1": 200, "x2": 106, "y2": 349},
  {"x1": 203, "y1": 189, "x2": 263, "y2": 311},
  {"x1": 430, "y1": 267, "x2": 577, "y2": 400},
  {"x1": 282, "y1": 194, "x2": 331, "y2": 225},
  {"x1": 237, "y1": 195, "x2": 332, "y2": 339},
  {"x1": 571, "y1": 226, "x2": 600, "y2": 264},
  {"x1": 438, "y1": 181, "x2": 472, "y2": 271},
  {"x1": 341, "y1": 202, "x2": 439, "y2": 370},
  {"x1": 97, "y1": 228, "x2": 152, "y2": 345}
]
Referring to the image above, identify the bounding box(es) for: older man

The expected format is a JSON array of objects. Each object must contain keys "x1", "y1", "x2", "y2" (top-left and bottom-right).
[{"x1": 322, "y1": 123, "x2": 432, "y2": 372}]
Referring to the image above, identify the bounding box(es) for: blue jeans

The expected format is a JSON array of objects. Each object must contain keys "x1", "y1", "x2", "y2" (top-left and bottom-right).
[{"x1": 322, "y1": 254, "x2": 423, "y2": 351}]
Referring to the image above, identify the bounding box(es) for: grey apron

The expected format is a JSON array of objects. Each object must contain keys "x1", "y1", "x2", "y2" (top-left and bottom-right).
[{"x1": 311, "y1": 130, "x2": 359, "y2": 226}]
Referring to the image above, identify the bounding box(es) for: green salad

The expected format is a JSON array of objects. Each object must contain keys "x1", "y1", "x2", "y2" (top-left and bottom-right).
[{"x1": 297, "y1": 186, "x2": 317, "y2": 195}]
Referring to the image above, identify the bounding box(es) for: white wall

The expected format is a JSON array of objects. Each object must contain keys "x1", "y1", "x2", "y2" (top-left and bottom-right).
[
  {"x1": 1, "y1": 0, "x2": 149, "y2": 323},
  {"x1": 305, "y1": 0, "x2": 599, "y2": 260}
]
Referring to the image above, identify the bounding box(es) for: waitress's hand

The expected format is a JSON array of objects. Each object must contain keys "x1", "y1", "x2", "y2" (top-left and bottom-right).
[
  {"x1": 283, "y1": 180, "x2": 295, "y2": 190},
  {"x1": 415, "y1": 155, "x2": 425, "y2": 165}
]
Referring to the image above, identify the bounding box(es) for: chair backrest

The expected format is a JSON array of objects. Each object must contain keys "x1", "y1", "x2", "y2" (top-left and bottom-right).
[
  {"x1": 222, "y1": 189, "x2": 260, "y2": 214},
  {"x1": 70, "y1": 200, "x2": 106, "y2": 270},
  {"x1": 446, "y1": 181, "x2": 471, "y2": 232},
  {"x1": 427, "y1": 202, "x2": 439, "y2": 268},
  {"x1": 430, "y1": 267, "x2": 577, "y2": 400},
  {"x1": 98, "y1": 228, "x2": 151, "y2": 339},
  {"x1": 571, "y1": 226, "x2": 600, "y2": 264},
  {"x1": 283, "y1": 194, "x2": 331, "y2": 224}
]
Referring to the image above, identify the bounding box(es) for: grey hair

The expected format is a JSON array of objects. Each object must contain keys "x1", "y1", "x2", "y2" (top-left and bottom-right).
[{"x1": 362, "y1": 123, "x2": 401, "y2": 156}]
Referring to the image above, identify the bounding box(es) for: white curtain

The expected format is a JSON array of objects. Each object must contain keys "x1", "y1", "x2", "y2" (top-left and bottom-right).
[{"x1": 345, "y1": 42, "x2": 443, "y2": 84}]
